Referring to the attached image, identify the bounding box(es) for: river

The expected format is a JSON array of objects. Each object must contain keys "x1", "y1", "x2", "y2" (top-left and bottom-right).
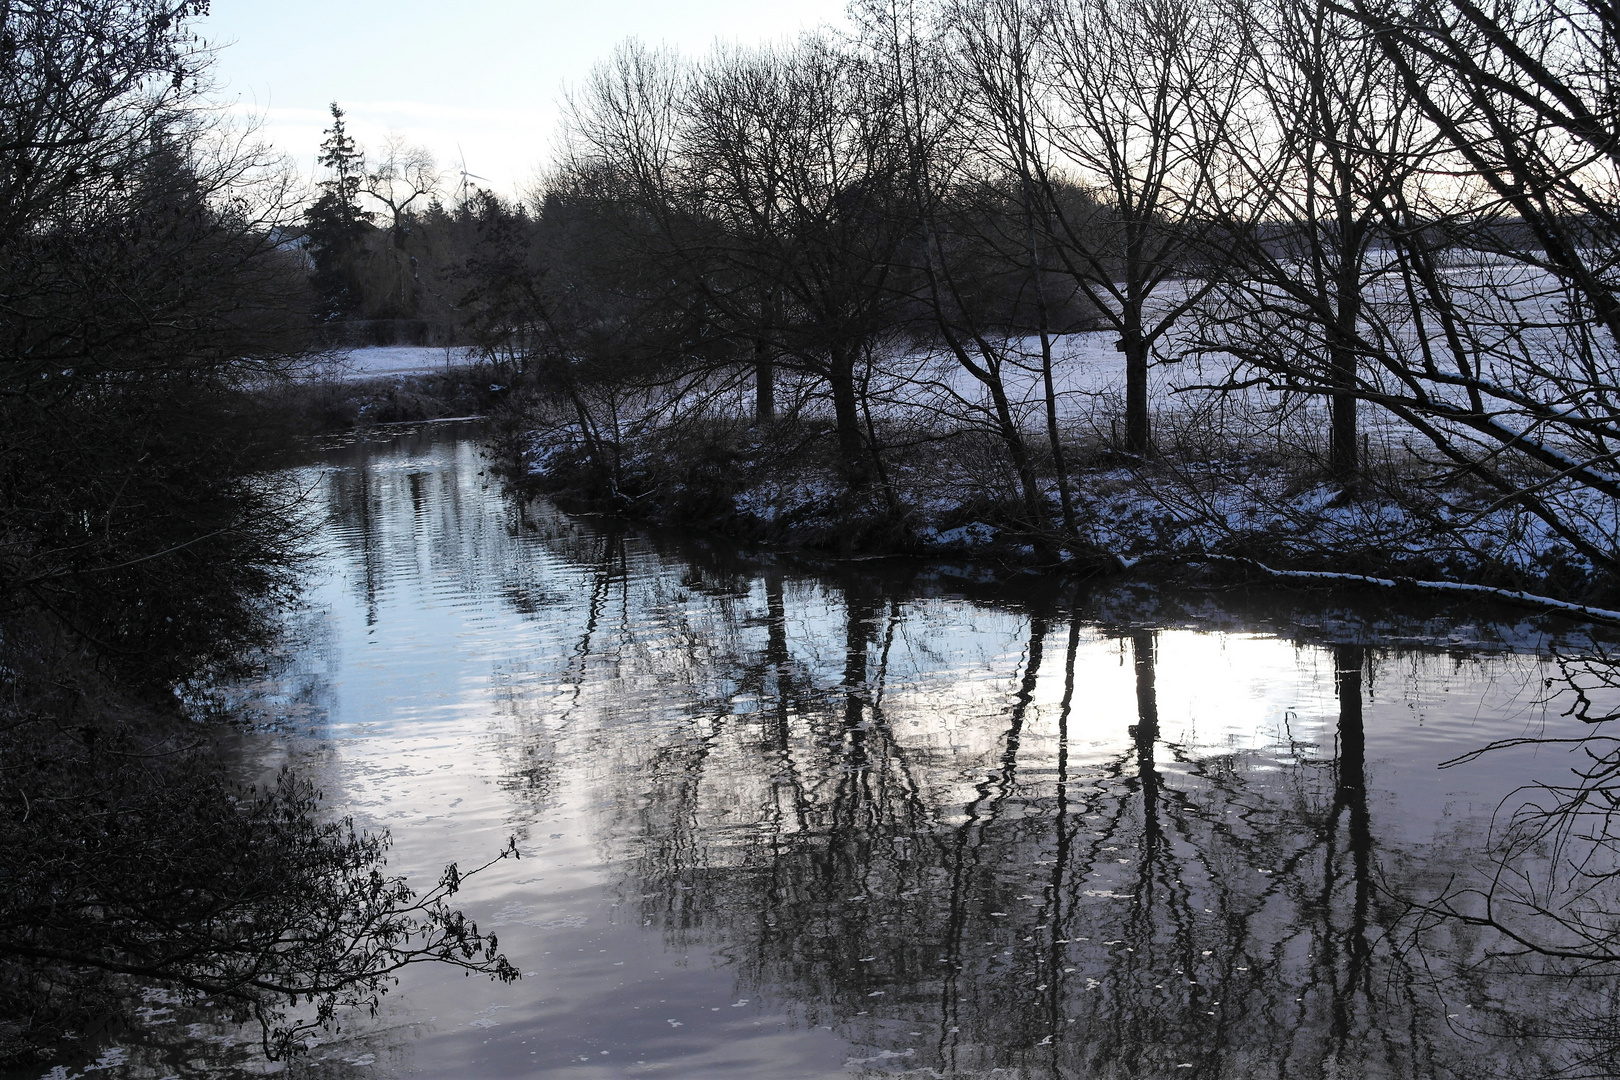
[{"x1": 69, "y1": 424, "x2": 1620, "y2": 1079}]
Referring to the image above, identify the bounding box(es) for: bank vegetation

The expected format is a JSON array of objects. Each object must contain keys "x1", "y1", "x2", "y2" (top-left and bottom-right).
[{"x1": 0, "y1": 2, "x2": 516, "y2": 1068}]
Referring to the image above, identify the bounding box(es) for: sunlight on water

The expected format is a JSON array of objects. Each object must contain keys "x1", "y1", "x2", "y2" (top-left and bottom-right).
[{"x1": 110, "y1": 424, "x2": 1620, "y2": 1080}]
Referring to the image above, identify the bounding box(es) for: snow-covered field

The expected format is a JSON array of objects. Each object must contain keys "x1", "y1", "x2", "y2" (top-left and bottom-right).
[
  {"x1": 310, "y1": 266, "x2": 1613, "y2": 451},
  {"x1": 304, "y1": 345, "x2": 479, "y2": 381}
]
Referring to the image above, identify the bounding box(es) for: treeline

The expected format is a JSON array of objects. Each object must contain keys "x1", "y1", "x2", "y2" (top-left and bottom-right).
[
  {"x1": 0, "y1": 1, "x2": 511, "y2": 1067},
  {"x1": 332, "y1": 0, "x2": 1617, "y2": 584},
  {"x1": 300, "y1": 105, "x2": 479, "y2": 345}
]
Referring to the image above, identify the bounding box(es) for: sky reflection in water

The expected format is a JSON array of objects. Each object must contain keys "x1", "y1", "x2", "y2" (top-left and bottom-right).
[{"x1": 222, "y1": 426, "x2": 1620, "y2": 1080}]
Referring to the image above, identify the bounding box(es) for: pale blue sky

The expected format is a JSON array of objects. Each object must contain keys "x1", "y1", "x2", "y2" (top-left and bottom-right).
[{"x1": 201, "y1": 0, "x2": 850, "y2": 196}]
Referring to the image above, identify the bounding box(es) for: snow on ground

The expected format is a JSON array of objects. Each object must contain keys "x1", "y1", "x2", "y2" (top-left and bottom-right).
[{"x1": 306, "y1": 345, "x2": 479, "y2": 381}]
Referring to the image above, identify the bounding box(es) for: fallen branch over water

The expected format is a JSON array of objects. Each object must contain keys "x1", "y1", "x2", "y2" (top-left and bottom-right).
[{"x1": 1199, "y1": 554, "x2": 1620, "y2": 628}]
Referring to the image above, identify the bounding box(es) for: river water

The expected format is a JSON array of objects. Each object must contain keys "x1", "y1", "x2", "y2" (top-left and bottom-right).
[{"x1": 76, "y1": 425, "x2": 1620, "y2": 1079}]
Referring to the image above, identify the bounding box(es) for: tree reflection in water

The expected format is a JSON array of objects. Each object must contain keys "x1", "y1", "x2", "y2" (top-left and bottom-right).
[
  {"x1": 484, "y1": 523, "x2": 1620, "y2": 1079},
  {"x1": 293, "y1": 432, "x2": 1620, "y2": 1078}
]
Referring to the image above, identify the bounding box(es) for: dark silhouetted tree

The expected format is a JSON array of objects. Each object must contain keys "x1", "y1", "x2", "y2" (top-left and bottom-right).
[{"x1": 305, "y1": 103, "x2": 373, "y2": 319}]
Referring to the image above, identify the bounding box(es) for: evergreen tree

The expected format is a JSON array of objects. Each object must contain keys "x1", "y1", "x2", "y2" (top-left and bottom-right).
[{"x1": 304, "y1": 103, "x2": 372, "y2": 318}]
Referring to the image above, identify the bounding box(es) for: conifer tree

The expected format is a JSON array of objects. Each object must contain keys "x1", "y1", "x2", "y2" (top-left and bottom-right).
[{"x1": 304, "y1": 103, "x2": 372, "y2": 318}]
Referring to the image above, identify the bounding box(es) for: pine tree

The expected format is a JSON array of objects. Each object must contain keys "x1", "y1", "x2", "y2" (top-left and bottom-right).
[{"x1": 304, "y1": 103, "x2": 372, "y2": 318}]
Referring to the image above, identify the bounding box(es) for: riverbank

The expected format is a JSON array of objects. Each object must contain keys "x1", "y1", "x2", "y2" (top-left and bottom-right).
[
  {"x1": 259, "y1": 360, "x2": 501, "y2": 435},
  {"x1": 1, "y1": 372, "x2": 517, "y2": 1074},
  {"x1": 253, "y1": 362, "x2": 1620, "y2": 619},
  {"x1": 495, "y1": 408, "x2": 1620, "y2": 615}
]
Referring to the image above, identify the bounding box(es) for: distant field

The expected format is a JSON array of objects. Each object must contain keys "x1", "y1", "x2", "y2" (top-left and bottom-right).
[{"x1": 308, "y1": 345, "x2": 480, "y2": 380}]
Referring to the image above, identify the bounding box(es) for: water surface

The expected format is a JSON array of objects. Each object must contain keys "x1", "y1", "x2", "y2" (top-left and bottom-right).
[{"x1": 92, "y1": 426, "x2": 1620, "y2": 1079}]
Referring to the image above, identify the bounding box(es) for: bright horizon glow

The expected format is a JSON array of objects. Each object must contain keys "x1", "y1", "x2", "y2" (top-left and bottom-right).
[{"x1": 200, "y1": 0, "x2": 852, "y2": 199}]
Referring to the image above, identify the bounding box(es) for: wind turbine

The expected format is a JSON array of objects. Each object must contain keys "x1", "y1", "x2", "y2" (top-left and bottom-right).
[{"x1": 455, "y1": 145, "x2": 489, "y2": 205}]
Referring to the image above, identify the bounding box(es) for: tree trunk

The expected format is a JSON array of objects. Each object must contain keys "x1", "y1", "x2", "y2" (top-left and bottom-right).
[
  {"x1": 1328, "y1": 286, "x2": 1361, "y2": 489},
  {"x1": 755, "y1": 290, "x2": 776, "y2": 425},
  {"x1": 988, "y1": 379, "x2": 1052, "y2": 552},
  {"x1": 754, "y1": 337, "x2": 775, "y2": 425},
  {"x1": 565, "y1": 381, "x2": 617, "y2": 501},
  {"x1": 1030, "y1": 233, "x2": 1078, "y2": 540},
  {"x1": 1122, "y1": 307, "x2": 1151, "y2": 457},
  {"x1": 828, "y1": 346, "x2": 870, "y2": 491}
]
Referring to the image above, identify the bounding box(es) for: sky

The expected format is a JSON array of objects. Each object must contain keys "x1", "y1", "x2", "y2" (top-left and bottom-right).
[{"x1": 199, "y1": 0, "x2": 851, "y2": 199}]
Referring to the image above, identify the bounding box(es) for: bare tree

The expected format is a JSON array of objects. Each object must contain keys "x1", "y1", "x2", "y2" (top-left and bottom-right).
[
  {"x1": 1187, "y1": 0, "x2": 1620, "y2": 573},
  {"x1": 690, "y1": 38, "x2": 914, "y2": 493},
  {"x1": 365, "y1": 134, "x2": 441, "y2": 315},
  {"x1": 863, "y1": 0, "x2": 1078, "y2": 544},
  {"x1": 1192, "y1": 0, "x2": 1445, "y2": 494},
  {"x1": 0, "y1": 4, "x2": 521, "y2": 1064},
  {"x1": 1345, "y1": 0, "x2": 1619, "y2": 345},
  {"x1": 1307, "y1": 0, "x2": 1620, "y2": 569},
  {"x1": 1032, "y1": 0, "x2": 1242, "y2": 457}
]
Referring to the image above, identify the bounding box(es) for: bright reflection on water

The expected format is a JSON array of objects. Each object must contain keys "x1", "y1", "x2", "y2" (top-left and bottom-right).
[{"x1": 222, "y1": 426, "x2": 1620, "y2": 1079}]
